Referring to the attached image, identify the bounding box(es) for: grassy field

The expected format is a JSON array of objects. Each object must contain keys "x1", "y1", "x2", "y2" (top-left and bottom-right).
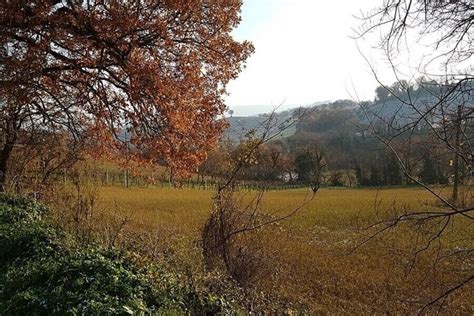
[{"x1": 91, "y1": 186, "x2": 472, "y2": 313}]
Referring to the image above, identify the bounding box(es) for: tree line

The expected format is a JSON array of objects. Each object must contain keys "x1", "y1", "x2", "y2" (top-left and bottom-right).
[{"x1": 198, "y1": 81, "x2": 472, "y2": 189}]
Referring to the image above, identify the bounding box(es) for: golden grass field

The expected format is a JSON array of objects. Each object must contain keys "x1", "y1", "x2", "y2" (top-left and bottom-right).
[{"x1": 92, "y1": 186, "x2": 473, "y2": 314}]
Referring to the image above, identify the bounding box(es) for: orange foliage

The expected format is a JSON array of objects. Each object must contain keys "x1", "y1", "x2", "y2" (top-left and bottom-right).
[{"x1": 0, "y1": 0, "x2": 253, "y2": 178}]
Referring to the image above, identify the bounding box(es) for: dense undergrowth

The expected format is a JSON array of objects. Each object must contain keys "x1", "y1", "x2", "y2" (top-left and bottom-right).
[{"x1": 0, "y1": 194, "x2": 232, "y2": 315}]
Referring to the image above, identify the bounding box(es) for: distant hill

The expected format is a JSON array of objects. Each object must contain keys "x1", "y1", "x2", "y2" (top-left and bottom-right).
[
  {"x1": 229, "y1": 101, "x2": 329, "y2": 117},
  {"x1": 225, "y1": 101, "x2": 329, "y2": 141},
  {"x1": 226, "y1": 111, "x2": 296, "y2": 141},
  {"x1": 225, "y1": 92, "x2": 461, "y2": 143}
]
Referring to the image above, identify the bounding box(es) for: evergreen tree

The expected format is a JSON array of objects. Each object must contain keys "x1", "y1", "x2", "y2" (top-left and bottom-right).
[
  {"x1": 295, "y1": 149, "x2": 325, "y2": 185},
  {"x1": 420, "y1": 156, "x2": 437, "y2": 184},
  {"x1": 437, "y1": 165, "x2": 449, "y2": 184},
  {"x1": 369, "y1": 164, "x2": 382, "y2": 186},
  {"x1": 354, "y1": 160, "x2": 368, "y2": 186},
  {"x1": 386, "y1": 154, "x2": 402, "y2": 185}
]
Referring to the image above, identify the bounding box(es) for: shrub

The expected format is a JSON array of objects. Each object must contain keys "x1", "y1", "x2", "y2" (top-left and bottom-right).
[
  {"x1": 0, "y1": 223, "x2": 63, "y2": 266},
  {"x1": 0, "y1": 193, "x2": 49, "y2": 225},
  {"x1": 202, "y1": 189, "x2": 272, "y2": 287},
  {"x1": 0, "y1": 194, "x2": 231, "y2": 314}
]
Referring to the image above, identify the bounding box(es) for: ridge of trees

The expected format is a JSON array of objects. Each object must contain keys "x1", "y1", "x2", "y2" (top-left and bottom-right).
[{"x1": 210, "y1": 79, "x2": 473, "y2": 188}]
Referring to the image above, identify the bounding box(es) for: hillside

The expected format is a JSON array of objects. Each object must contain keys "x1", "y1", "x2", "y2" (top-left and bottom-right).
[
  {"x1": 226, "y1": 111, "x2": 296, "y2": 141},
  {"x1": 225, "y1": 101, "x2": 328, "y2": 141},
  {"x1": 228, "y1": 82, "x2": 474, "y2": 144}
]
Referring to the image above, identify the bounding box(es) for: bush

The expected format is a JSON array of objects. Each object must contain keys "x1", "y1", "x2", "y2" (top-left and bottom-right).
[
  {"x1": 0, "y1": 194, "x2": 49, "y2": 225},
  {"x1": 0, "y1": 194, "x2": 231, "y2": 314},
  {"x1": 202, "y1": 189, "x2": 272, "y2": 287}
]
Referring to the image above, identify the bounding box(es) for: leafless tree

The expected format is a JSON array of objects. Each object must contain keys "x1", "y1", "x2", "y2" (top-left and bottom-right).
[
  {"x1": 201, "y1": 107, "x2": 318, "y2": 286},
  {"x1": 354, "y1": 0, "x2": 473, "y2": 312}
]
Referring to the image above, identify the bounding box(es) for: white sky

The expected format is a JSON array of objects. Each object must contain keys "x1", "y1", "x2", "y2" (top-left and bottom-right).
[{"x1": 225, "y1": 0, "x2": 395, "y2": 116}]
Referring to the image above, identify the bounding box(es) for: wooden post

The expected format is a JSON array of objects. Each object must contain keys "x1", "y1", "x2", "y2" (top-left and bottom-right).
[{"x1": 124, "y1": 169, "x2": 129, "y2": 188}]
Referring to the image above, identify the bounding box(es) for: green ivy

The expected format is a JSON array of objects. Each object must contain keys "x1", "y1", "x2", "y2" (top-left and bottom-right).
[{"x1": 0, "y1": 195, "x2": 232, "y2": 315}]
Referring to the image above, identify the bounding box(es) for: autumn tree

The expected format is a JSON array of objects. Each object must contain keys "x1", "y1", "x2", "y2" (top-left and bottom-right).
[
  {"x1": 0, "y1": 0, "x2": 253, "y2": 191},
  {"x1": 227, "y1": 142, "x2": 291, "y2": 182},
  {"x1": 9, "y1": 130, "x2": 84, "y2": 192},
  {"x1": 197, "y1": 143, "x2": 232, "y2": 182}
]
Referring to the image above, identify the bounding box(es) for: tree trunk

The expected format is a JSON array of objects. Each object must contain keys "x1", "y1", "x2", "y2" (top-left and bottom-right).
[
  {"x1": 451, "y1": 105, "x2": 462, "y2": 205},
  {"x1": 0, "y1": 143, "x2": 14, "y2": 192},
  {"x1": 0, "y1": 111, "x2": 21, "y2": 192}
]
